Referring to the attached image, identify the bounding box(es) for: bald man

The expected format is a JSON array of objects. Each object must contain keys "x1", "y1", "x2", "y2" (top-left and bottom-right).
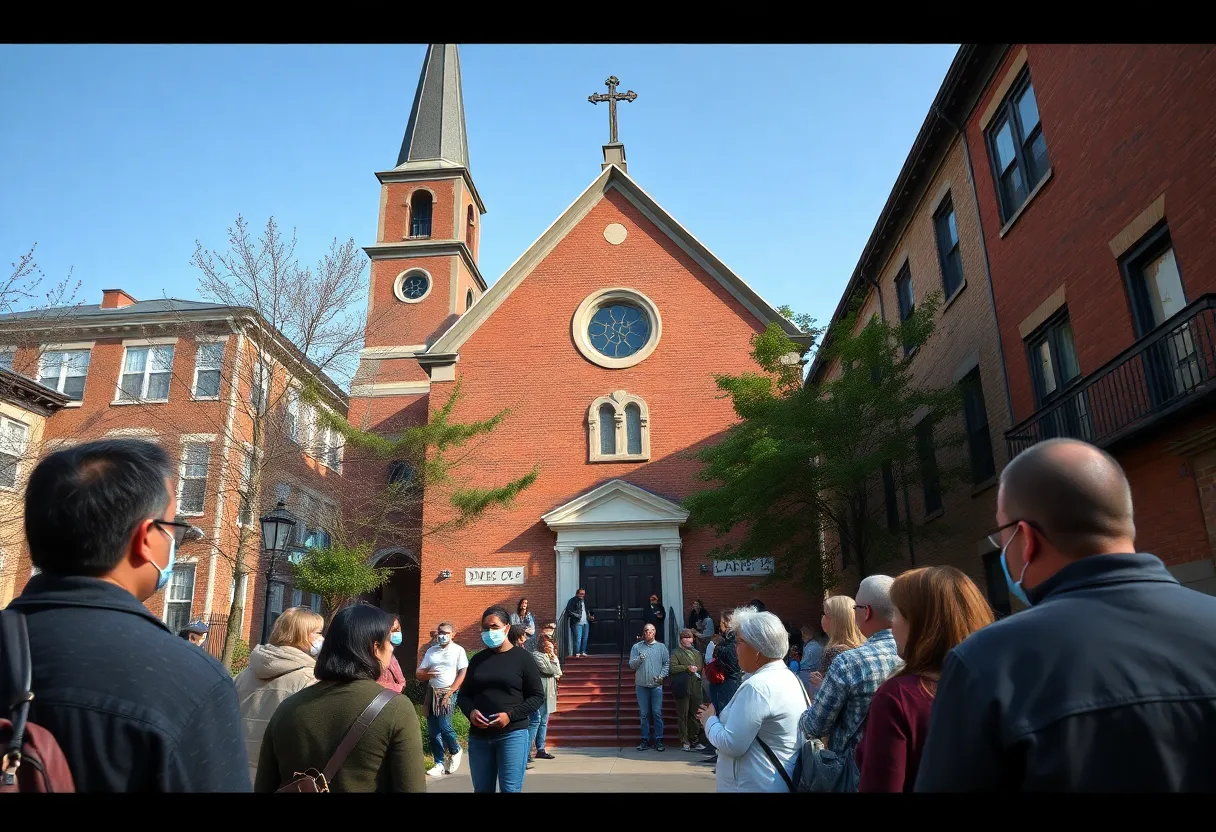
[{"x1": 915, "y1": 439, "x2": 1216, "y2": 792}]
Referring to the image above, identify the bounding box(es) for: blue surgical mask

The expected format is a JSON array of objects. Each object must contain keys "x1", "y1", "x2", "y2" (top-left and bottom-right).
[
  {"x1": 153, "y1": 526, "x2": 177, "y2": 592},
  {"x1": 437, "y1": 634, "x2": 451, "y2": 645},
  {"x1": 390, "y1": 632, "x2": 403, "y2": 647},
  {"x1": 999, "y1": 526, "x2": 1032, "y2": 607},
  {"x1": 482, "y1": 628, "x2": 506, "y2": 649}
]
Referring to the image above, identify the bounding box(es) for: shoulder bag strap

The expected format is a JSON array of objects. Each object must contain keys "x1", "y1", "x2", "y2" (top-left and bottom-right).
[
  {"x1": 321, "y1": 688, "x2": 398, "y2": 785},
  {"x1": 1, "y1": 609, "x2": 34, "y2": 766},
  {"x1": 755, "y1": 736, "x2": 796, "y2": 793}
]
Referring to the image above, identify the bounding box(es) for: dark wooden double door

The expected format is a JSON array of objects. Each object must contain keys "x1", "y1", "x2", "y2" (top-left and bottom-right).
[{"x1": 581, "y1": 549, "x2": 661, "y2": 655}]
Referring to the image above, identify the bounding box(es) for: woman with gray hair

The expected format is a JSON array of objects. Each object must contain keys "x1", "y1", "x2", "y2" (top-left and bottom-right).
[{"x1": 697, "y1": 607, "x2": 810, "y2": 792}]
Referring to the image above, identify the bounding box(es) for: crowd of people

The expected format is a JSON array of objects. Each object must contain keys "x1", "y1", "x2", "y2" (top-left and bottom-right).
[{"x1": 3, "y1": 436, "x2": 1216, "y2": 793}]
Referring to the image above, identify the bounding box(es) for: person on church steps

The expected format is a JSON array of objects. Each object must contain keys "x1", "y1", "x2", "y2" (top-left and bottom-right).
[
  {"x1": 630, "y1": 623, "x2": 671, "y2": 751},
  {"x1": 377, "y1": 614, "x2": 406, "y2": 694},
  {"x1": 800, "y1": 576, "x2": 901, "y2": 763},
  {"x1": 565, "y1": 588, "x2": 595, "y2": 658},
  {"x1": 856, "y1": 567, "x2": 993, "y2": 792},
  {"x1": 458, "y1": 606, "x2": 545, "y2": 793},
  {"x1": 417, "y1": 621, "x2": 468, "y2": 778},
  {"x1": 529, "y1": 627, "x2": 562, "y2": 762},
  {"x1": 5, "y1": 439, "x2": 250, "y2": 792},
  {"x1": 642, "y1": 593, "x2": 666, "y2": 639},
  {"x1": 698, "y1": 608, "x2": 807, "y2": 793},
  {"x1": 255, "y1": 603, "x2": 426, "y2": 793},
  {"x1": 234, "y1": 606, "x2": 324, "y2": 785},
  {"x1": 691, "y1": 600, "x2": 716, "y2": 652},
  {"x1": 671, "y1": 628, "x2": 707, "y2": 752},
  {"x1": 808, "y1": 595, "x2": 865, "y2": 694},
  {"x1": 510, "y1": 597, "x2": 537, "y2": 652},
  {"x1": 916, "y1": 439, "x2": 1216, "y2": 793}
]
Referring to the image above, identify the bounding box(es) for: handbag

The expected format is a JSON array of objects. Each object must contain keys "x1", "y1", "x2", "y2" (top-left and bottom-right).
[
  {"x1": 705, "y1": 659, "x2": 726, "y2": 686},
  {"x1": 276, "y1": 688, "x2": 398, "y2": 793}
]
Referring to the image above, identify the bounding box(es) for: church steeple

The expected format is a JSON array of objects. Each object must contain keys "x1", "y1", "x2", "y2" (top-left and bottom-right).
[{"x1": 396, "y1": 44, "x2": 471, "y2": 171}]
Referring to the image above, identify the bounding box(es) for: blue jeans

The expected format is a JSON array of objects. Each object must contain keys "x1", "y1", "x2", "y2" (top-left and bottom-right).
[
  {"x1": 636, "y1": 685, "x2": 664, "y2": 742},
  {"x1": 571, "y1": 622, "x2": 590, "y2": 654},
  {"x1": 468, "y1": 728, "x2": 530, "y2": 793},
  {"x1": 528, "y1": 703, "x2": 550, "y2": 753},
  {"x1": 425, "y1": 691, "x2": 460, "y2": 763}
]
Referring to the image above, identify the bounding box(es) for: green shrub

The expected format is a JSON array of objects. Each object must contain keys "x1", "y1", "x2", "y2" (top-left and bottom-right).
[{"x1": 229, "y1": 638, "x2": 251, "y2": 677}]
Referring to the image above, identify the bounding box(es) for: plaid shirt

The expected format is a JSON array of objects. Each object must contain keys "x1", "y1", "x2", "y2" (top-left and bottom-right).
[{"x1": 799, "y1": 630, "x2": 901, "y2": 756}]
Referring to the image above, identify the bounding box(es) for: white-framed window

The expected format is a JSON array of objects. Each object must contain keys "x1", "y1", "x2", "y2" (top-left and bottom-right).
[
  {"x1": 267, "y1": 581, "x2": 286, "y2": 631},
  {"x1": 118, "y1": 344, "x2": 175, "y2": 402},
  {"x1": 284, "y1": 387, "x2": 300, "y2": 444},
  {"x1": 192, "y1": 342, "x2": 224, "y2": 399},
  {"x1": 0, "y1": 415, "x2": 30, "y2": 490},
  {"x1": 237, "y1": 448, "x2": 255, "y2": 526},
  {"x1": 39, "y1": 348, "x2": 91, "y2": 401},
  {"x1": 299, "y1": 403, "x2": 316, "y2": 453},
  {"x1": 164, "y1": 563, "x2": 196, "y2": 633},
  {"x1": 293, "y1": 492, "x2": 316, "y2": 546},
  {"x1": 320, "y1": 425, "x2": 344, "y2": 471},
  {"x1": 0, "y1": 346, "x2": 15, "y2": 371},
  {"x1": 177, "y1": 442, "x2": 211, "y2": 516},
  {"x1": 292, "y1": 588, "x2": 303, "y2": 607},
  {"x1": 251, "y1": 357, "x2": 270, "y2": 414},
  {"x1": 309, "y1": 594, "x2": 323, "y2": 614}
]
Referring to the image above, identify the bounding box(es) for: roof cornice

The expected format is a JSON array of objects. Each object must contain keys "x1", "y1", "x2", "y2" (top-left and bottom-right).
[
  {"x1": 0, "y1": 367, "x2": 69, "y2": 415},
  {"x1": 374, "y1": 165, "x2": 487, "y2": 214},
  {"x1": 362, "y1": 240, "x2": 488, "y2": 292}
]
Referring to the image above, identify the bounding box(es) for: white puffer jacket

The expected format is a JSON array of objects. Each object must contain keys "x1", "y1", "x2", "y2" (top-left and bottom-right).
[{"x1": 234, "y1": 643, "x2": 317, "y2": 784}]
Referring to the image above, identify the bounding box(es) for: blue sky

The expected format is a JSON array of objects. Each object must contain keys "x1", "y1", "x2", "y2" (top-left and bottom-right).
[{"x1": 1, "y1": 44, "x2": 957, "y2": 346}]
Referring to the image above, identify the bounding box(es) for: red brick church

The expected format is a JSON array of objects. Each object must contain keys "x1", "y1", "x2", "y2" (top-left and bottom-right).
[{"x1": 349, "y1": 44, "x2": 819, "y2": 669}]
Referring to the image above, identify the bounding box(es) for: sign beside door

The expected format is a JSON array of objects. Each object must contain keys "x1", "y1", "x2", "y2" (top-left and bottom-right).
[
  {"x1": 713, "y1": 557, "x2": 774, "y2": 577},
  {"x1": 464, "y1": 566, "x2": 525, "y2": 586}
]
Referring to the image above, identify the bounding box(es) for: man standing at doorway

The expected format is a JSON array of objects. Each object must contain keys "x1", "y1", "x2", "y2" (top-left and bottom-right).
[
  {"x1": 643, "y1": 593, "x2": 665, "y2": 640},
  {"x1": 417, "y1": 621, "x2": 469, "y2": 778},
  {"x1": 630, "y1": 623, "x2": 670, "y2": 751},
  {"x1": 565, "y1": 588, "x2": 595, "y2": 658}
]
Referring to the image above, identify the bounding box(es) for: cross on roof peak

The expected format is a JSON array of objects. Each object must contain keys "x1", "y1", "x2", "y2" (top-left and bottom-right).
[{"x1": 588, "y1": 75, "x2": 638, "y2": 146}]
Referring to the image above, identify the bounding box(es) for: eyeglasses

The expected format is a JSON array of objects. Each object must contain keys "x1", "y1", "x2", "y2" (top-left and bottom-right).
[
  {"x1": 986, "y1": 519, "x2": 1037, "y2": 550},
  {"x1": 852, "y1": 604, "x2": 870, "y2": 612},
  {"x1": 152, "y1": 519, "x2": 193, "y2": 546}
]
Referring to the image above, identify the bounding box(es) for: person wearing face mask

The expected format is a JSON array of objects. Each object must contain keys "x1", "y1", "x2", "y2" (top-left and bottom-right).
[
  {"x1": 2, "y1": 439, "x2": 251, "y2": 791},
  {"x1": 916, "y1": 439, "x2": 1216, "y2": 793},
  {"x1": 416, "y1": 621, "x2": 468, "y2": 777},
  {"x1": 697, "y1": 607, "x2": 807, "y2": 792},
  {"x1": 376, "y1": 614, "x2": 406, "y2": 694},
  {"x1": 255, "y1": 603, "x2": 426, "y2": 792},
  {"x1": 234, "y1": 606, "x2": 325, "y2": 785},
  {"x1": 457, "y1": 606, "x2": 545, "y2": 793}
]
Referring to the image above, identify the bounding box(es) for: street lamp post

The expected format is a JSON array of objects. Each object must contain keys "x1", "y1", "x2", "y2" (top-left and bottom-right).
[{"x1": 259, "y1": 501, "x2": 297, "y2": 643}]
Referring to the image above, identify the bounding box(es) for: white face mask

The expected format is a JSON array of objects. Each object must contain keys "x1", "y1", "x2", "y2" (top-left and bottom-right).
[{"x1": 310, "y1": 636, "x2": 324, "y2": 657}]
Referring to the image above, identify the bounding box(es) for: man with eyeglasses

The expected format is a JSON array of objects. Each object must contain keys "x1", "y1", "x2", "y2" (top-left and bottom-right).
[
  {"x1": 916, "y1": 438, "x2": 1216, "y2": 792},
  {"x1": 1, "y1": 439, "x2": 250, "y2": 792},
  {"x1": 798, "y1": 574, "x2": 900, "y2": 764}
]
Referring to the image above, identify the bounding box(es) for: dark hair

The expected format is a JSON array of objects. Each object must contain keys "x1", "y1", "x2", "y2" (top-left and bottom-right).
[
  {"x1": 748, "y1": 598, "x2": 767, "y2": 612},
  {"x1": 517, "y1": 597, "x2": 529, "y2": 615},
  {"x1": 315, "y1": 603, "x2": 393, "y2": 682},
  {"x1": 25, "y1": 439, "x2": 175, "y2": 576},
  {"x1": 481, "y1": 605, "x2": 511, "y2": 628},
  {"x1": 508, "y1": 624, "x2": 528, "y2": 644}
]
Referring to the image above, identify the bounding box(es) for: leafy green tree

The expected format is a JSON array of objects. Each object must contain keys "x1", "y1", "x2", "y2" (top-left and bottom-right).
[
  {"x1": 684, "y1": 291, "x2": 964, "y2": 595},
  {"x1": 291, "y1": 542, "x2": 392, "y2": 626}
]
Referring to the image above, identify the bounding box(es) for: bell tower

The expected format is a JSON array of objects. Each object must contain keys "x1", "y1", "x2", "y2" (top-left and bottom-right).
[{"x1": 362, "y1": 44, "x2": 487, "y2": 367}]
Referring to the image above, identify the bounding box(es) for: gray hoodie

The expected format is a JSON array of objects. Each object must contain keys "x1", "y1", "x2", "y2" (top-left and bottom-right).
[{"x1": 233, "y1": 643, "x2": 317, "y2": 785}]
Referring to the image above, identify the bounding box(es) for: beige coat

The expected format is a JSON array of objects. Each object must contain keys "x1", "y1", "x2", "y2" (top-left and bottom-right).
[
  {"x1": 234, "y1": 643, "x2": 318, "y2": 784},
  {"x1": 533, "y1": 650, "x2": 563, "y2": 713}
]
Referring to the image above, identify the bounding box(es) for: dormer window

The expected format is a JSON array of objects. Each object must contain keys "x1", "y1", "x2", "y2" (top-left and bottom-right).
[
  {"x1": 588, "y1": 391, "x2": 650, "y2": 462},
  {"x1": 410, "y1": 190, "x2": 433, "y2": 239}
]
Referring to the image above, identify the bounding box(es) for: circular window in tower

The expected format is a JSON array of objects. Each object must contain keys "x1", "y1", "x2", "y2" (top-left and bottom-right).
[
  {"x1": 393, "y1": 269, "x2": 432, "y2": 304},
  {"x1": 572, "y1": 288, "x2": 662, "y2": 369}
]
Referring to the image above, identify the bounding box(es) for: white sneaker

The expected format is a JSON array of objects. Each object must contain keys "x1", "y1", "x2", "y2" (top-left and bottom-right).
[
  {"x1": 692, "y1": 743, "x2": 707, "y2": 751},
  {"x1": 426, "y1": 763, "x2": 446, "y2": 778},
  {"x1": 447, "y1": 749, "x2": 463, "y2": 774},
  {"x1": 682, "y1": 742, "x2": 691, "y2": 752}
]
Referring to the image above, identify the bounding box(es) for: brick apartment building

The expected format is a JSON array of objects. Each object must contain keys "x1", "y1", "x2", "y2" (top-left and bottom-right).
[
  {"x1": 0, "y1": 290, "x2": 352, "y2": 651},
  {"x1": 812, "y1": 43, "x2": 1216, "y2": 604}
]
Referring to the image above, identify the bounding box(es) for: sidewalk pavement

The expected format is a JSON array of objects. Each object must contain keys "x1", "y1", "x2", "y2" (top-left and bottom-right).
[{"x1": 426, "y1": 746, "x2": 717, "y2": 793}]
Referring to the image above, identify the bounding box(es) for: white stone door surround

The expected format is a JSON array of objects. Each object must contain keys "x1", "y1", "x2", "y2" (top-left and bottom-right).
[{"x1": 541, "y1": 479, "x2": 690, "y2": 638}]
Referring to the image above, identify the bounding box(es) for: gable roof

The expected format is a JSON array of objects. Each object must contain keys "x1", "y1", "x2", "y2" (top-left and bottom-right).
[
  {"x1": 541, "y1": 478, "x2": 690, "y2": 530},
  {"x1": 425, "y1": 164, "x2": 811, "y2": 357}
]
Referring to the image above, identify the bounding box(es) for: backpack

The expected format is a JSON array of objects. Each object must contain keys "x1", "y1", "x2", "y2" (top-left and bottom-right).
[{"x1": 0, "y1": 609, "x2": 76, "y2": 792}]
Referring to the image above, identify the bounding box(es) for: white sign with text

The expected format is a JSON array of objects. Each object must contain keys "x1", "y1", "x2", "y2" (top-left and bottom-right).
[
  {"x1": 712, "y1": 557, "x2": 775, "y2": 577},
  {"x1": 465, "y1": 566, "x2": 526, "y2": 586}
]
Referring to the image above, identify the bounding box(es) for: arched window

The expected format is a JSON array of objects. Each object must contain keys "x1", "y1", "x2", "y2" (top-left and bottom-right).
[
  {"x1": 410, "y1": 190, "x2": 433, "y2": 239},
  {"x1": 588, "y1": 391, "x2": 650, "y2": 462},
  {"x1": 466, "y1": 289, "x2": 475, "y2": 311},
  {"x1": 466, "y1": 205, "x2": 477, "y2": 251},
  {"x1": 598, "y1": 403, "x2": 616, "y2": 455}
]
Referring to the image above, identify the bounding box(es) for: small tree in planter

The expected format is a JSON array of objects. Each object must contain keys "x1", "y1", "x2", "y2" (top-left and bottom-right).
[{"x1": 291, "y1": 542, "x2": 392, "y2": 627}]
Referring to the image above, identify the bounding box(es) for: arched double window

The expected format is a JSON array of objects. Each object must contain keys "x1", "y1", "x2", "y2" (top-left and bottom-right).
[
  {"x1": 466, "y1": 205, "x2": 477, "y2": 252},
  {"x1": 588, "y1": 390, "x2": 650, "y2": 462},
  {"x1": 410, "y1": 190, "x2": 433, "y2": 239}
]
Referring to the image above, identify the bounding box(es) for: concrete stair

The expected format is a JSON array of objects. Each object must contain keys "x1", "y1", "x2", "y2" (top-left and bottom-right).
[{"x1": 546, "y1": 654, "x2": 681, "y2": 748}]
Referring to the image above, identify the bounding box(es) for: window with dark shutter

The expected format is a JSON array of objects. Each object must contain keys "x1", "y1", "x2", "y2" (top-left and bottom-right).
[{"x1": 960, "y1": 370, "x2": 996, "y2": 483}]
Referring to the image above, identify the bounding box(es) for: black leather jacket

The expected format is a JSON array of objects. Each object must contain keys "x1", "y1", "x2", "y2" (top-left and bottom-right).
[{"x1": 916, "y1": 553, "x2": 1216, "y2": 792}]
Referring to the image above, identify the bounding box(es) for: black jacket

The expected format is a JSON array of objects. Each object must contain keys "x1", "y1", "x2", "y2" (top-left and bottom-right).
[
  {"x1": 565, "y1": 595, "x2": 592, "y2": 625},
  {"x1": 642, "y1": 603, "x2": 665, "y2": 632},
  {"x1": 6, "y1": 574, "x2": 252, "y2": 792},
  {"x1": 714, "y1": 630, "x2": 743, "y2": 683},
  {"x1": 915, "y1": 554, "x2": 1216, "y2": 792}
]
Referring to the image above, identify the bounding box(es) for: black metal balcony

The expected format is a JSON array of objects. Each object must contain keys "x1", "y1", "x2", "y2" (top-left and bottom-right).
[
  {"x1": 410, "y1": 215, "x2": 432, "y2": 239},
  {"x1": 1007, "y1": 294, "x2": 1216, "y2": 457}
]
